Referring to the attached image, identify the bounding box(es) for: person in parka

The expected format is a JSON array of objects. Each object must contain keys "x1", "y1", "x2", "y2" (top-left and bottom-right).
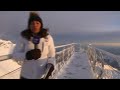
[{"x1": 12, "y1": 12, "x2": 56, "y2": 79}]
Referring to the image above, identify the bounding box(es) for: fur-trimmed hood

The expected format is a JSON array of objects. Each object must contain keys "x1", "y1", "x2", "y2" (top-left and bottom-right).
[{"x1": 21, "y1": 28, "x2": 49, "y2": 40}]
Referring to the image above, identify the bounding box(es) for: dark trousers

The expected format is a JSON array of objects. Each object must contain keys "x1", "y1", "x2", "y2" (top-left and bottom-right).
[{"x1": 20, "y1": 76, "x2": 28, "y2": 79}]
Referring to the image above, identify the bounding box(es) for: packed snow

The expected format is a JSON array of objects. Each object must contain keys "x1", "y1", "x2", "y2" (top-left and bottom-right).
[
  {"x1": 0, "y1": 39, "x2": 21, "y2": 79},
  {"x1": 0, "y1": 39, "x2": 15, "y2": 56},
  {"x1": 56, "y1": 51, "x2": 93, "y2": 79}
]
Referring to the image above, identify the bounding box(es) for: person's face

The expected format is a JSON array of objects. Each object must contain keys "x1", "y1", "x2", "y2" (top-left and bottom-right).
[{"x1": 30, "y1": 21, "x2": 41, "y2": 34}]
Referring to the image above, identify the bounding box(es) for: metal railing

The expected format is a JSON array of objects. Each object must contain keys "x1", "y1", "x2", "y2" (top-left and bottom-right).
[
  {"x1": 49, "y1": 43, "x2": 75, "y2": 79},
  {"x1": 0, "y1": 67, "x2": 21, "y2": 79},
  {"x1": 0, "y1": 43, "x2": 76, "y2": 79},
  {"x1": 86, "y1": 44, "x2": 120, "y2": 79}
]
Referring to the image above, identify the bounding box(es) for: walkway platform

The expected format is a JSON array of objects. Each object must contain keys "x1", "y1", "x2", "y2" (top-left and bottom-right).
[{"x1": 56, "y1": 51, "x2": 93, "y2": 79}]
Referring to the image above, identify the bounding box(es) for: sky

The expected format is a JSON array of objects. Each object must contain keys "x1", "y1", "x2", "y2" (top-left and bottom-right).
[{"x1": 0, "y1": 11, "x2": 120, "y2": 44}]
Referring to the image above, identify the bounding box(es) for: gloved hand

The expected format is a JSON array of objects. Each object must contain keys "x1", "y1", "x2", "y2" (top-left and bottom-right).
[
  {"x1": 25, "y1": 50, "x2": 33, "y2": 60},
  {"x1": 44, "y1": 63, "x2": 54, "y2": 79},
  {"x1": 25, "y1": 49, "x2": 41, "y2": 60},
  {"x1": 33, "y1": 49, "x2": 41, "y2": 60}
]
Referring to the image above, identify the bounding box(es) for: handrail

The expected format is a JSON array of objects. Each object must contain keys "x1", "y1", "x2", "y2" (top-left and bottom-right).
[
  {"x1": 47, "y1": 44, "x2": 75, "y2": 79},
  {"x1": 85, "y1": 44, "x2": 120, "y2": 79},
  {"x1": 0, "y1": 67, "x2": 21, "y2": 79},
  {"x1": 0, "y1": 54, "x2": 12, "y2": 61},
  {"x1": 55, "y1": 43, "x2": 77, "y2": 49},
  {"x1": 0, "y1": 43, "x2": 77, "y2": 62}
]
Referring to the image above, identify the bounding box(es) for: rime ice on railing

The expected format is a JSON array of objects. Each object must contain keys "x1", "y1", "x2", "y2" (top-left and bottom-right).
[
  {"x1": 86, "y1": 44, "x2": 120, "y2": 79},
  {"x1": 50, "y1": 43, "x2": 75, "y2": 79}
]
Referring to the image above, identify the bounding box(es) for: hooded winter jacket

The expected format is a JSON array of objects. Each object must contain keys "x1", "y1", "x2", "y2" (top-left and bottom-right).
[{"x1": 12, "y1": 30, "x2": 56, "y2": 79}]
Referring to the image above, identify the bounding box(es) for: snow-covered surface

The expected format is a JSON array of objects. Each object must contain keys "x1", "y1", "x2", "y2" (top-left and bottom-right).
[
  {"x1": 0, "y1": 59, "x2": 21, "y2": 79},
  {"x1": 56, "y1": 51, "x2": 93, "y2": 79},
  {"x1": 0, "y1": 39, "x2": 21, "y2": 79},
  {"x1": 0, "y1": 39, "x2": 15, "y2": 56}
]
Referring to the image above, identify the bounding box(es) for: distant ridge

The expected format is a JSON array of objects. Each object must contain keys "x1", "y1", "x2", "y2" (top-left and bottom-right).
[{"x1": 92, "y1": 43, "x2": 120, "y2": 47}]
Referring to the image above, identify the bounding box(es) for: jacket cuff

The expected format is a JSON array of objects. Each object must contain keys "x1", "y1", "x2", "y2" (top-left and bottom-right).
[{"x1": 47, "y1": 57, "x2": 56, "y2": 66}]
